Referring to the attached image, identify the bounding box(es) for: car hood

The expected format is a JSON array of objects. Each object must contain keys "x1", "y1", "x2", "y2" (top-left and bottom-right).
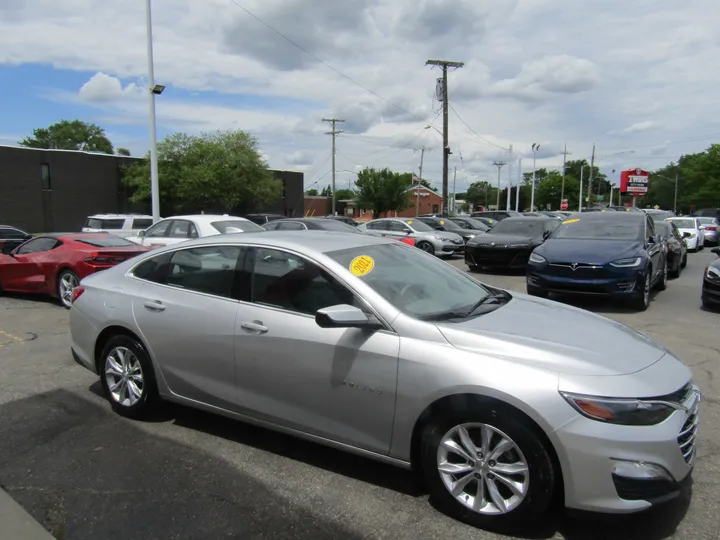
[
  {"x1": 470, "y1": 234, "x2": 538, "y2": 246},
  {"x1": 436, "y1": 294, "x2": 666, "y2": 376},
  {"x1": 536, "y1": 239, "x2": 642, "y2": 264}
]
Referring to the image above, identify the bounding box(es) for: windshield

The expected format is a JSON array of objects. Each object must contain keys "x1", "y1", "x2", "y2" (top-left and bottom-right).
[
  {"x1": 552, "y1": 218, "x2": 644, "y2": 241},
  {"x1": 211, "y1": 220, "x2": 265, "y2": 233},
  {"x1": 76, "y1": 236, "x2": 136, "y2": 248},
  {"x1": 425, "y1": 218, "x2": 463, "y2": 231},
  {"x1": 327, "y1": 243, "x2": 497, "y2": 320},
  {"x1": 402, "y1": 219, "x2": 434, "y2": 232},
  {"x1": 491, "y1": 219, "x2": 545, "y2": 236},
  {"x1": 699, "y1": 217, "x2": 716, "y2": 225},
  {"x1": 669, "y1": 218, "x2": 696, "y2": 229},
  {"x1": 654, "y1": 223, "x2": 671, "y2": 236},
  {"x1": 461, "y1": 218, "x2": 489, "y2": 230}
]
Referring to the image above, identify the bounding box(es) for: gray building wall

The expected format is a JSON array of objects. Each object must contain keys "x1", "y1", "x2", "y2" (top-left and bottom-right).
[{"x1": 0, "y1": 146, "x2": 303, "y2": 232}]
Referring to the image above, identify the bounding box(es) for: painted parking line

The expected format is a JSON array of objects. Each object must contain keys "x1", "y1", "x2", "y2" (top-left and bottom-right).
[{"x1": 0, "y1": 329, "x2": 27, "y2": 348}]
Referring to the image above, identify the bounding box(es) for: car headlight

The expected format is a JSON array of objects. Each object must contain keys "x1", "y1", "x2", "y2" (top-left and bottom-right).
[
  {"x1": 560, "y1": 392, "x2": 677, "y2": 426},
  {"x1": 529, "y1": 252, "x2": 546, "y2": 264},
  {"x1": 707, "y1": 266, "x2": 720, "y2": 280},
  {"x1": 610, "y1": 257, "x2": 642, "y2": 267}
]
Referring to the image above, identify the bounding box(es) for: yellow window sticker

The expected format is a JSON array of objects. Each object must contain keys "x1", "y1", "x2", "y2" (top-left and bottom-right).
[
  {"x1": 350, "y1": 255, "x2": 375, "y2": 277},
  {"x1": 440, "y1": 220, "x2": 445, "y2": 225},
  {"x1": 407, "y1": 220, "x2": 412, "y2": 225},
  {"x1": 562, "y1": 218, "x2": 580, "y2": 225}
]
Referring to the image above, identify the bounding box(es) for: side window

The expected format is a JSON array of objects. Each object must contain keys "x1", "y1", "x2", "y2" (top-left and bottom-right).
[
  {"x1": 166, "y1": 246, "x2": 243, "y2": 299},
  {"x1": 146, "y1": 220, "x2": 171, "y2": 238},
  {"x1": 252, "y1": 248, "x2": 356, "y2": 315},
  {"x1": 132, "y1": 253, "x2": 172, "y2": 283},
  {"x1": 647, "y1": 218, "x2": 656, "y2": 239},
  {"x1": 188, "y1": 222, "x2": 199, "y2": 238},
  {"x1": 169, "y1": 220, "x2": 193, "y2": 238},
  {"x1": 0, "y1": 228, "x2": 26, "y2": 239},
  {"x1": 263, "y1": 222, "x2": 280, "y2": 231},
  {"x1": 132, "y1": 219, "x2": 153, "y2": 230},
  {"x1": 16, "y1": 237, "x2": 57, "y2": 255},
  {"x1": 389, "y1": 221, "x2": 409, "y2": 233},
  {"x1": 365, "y1": 221, "x2": 385, "y2": 231},
  {"x1": 100, "y1": 219, "x2": 125, "y2": 230}
]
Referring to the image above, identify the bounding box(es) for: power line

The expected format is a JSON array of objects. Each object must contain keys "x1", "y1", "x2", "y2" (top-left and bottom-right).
[
  {"x1": 449, "y1": 104, "x2": 509, "y2": 150},
  {"x1": 228, "y1": 0, "x2": 436, "y2": 124}
]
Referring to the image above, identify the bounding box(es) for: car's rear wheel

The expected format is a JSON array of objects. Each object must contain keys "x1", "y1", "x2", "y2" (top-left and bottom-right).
[
  {"x1": 417, "y1": 241, "x2": 435, "y2": 255},
  {"x1": 631, "y1": 271, "x2": 651, "y2": 311},
  {"x1": 57, "y1": 269, "x2": 79, "y2": 309},
  {"x1": 100, "y1": 335, "x2": 159, "y2": 419},
  {"x1": 421, "y1": 405, "x2": 555, "y2": 531},
  {"x1": 655, "y1": 263, "x2": 668, "y2": 291},
  {"x1": 681, "y1": 253, "x2": 688, "y2": 268}
]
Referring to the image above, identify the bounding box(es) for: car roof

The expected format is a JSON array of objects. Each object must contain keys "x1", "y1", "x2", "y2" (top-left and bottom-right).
[
  {"x1": 163, "y1": 230, "x2": 392, "y2": 254},
  {"x1": 563, "y1": 211, "x2": 645, "y2": 222},
  {"x1": 501, "y1": 216, "x2": 554, "y2": 222},
  {"x1": 87, "y1": 213, "x2": 153, "y2": 219},
  {"x1": 36, "y1": 232, "x2": 117, "y2": 241},
  {"x1": 160, "y1": 214, "x2": 250, "y2": 224}
]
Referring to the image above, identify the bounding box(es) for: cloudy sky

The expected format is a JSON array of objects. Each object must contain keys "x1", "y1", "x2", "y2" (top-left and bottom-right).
[{"x1": 1, "y1": 0, "x2": 719, "y2": 195}]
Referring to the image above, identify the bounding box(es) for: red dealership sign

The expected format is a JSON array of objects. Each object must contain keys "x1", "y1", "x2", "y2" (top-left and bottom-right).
[{"x1": 620, "y1": 168, "x2": 650, "y2": 196}]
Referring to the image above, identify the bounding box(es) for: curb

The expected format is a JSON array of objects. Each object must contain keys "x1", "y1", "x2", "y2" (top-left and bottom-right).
[{"x1": 0, "y1": 488, "x2": 55, "y2": 539}]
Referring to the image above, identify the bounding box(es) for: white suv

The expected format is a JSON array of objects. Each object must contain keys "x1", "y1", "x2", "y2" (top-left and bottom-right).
[{"x1": 82, "y1": 214, "x2": 155, "y2": 238}]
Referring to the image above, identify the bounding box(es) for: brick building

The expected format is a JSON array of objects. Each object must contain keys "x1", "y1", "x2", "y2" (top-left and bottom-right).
[{"x1": 345, "y1": 186, "x2": 443, "y2": 220}]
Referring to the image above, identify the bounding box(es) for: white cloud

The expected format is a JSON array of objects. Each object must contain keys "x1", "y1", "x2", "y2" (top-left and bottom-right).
[
  {"x1": 79, "y1": 72, "x2": 143, "y2": 103},
  {"x1": 1, "y1": 0, "x2": 720, "y2": 192},
  {"x1": 625, "y1": 121, "x2": 657, "y2": 134}
]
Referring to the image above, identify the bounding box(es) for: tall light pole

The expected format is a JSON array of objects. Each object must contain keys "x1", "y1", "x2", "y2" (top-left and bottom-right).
[
  {"x1": 506, "y1": 145, "x2": 513, "y2": 210},
  {"x1": 415, "y1": 146, "x2": 425, "y2": 216},
  {"x1": 531, "y1": 143, "x2": 540, "y2": 211},
  {"x1": 146, "y1": 0, "x2": 161, "y2": 222},
  {"x1": 516, "y1": 157, "x2": 522, "y2": 211},
  {"x1": 493, "y1": 161, "x2": 506, "y2": 209},
  {"x1": 579, "y1": 164, "x2": 587, "y2": 212}
]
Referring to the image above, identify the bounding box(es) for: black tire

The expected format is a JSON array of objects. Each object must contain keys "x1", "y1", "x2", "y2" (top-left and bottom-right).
[
  {"x1": 669, "y1": 261, "x2": 680, "y2": 279},
  {"x1": 631, "y1": 271, "x2": 651, "y2": 311},
  {"x1": 57, "y1": 269, "x2": 80, "y2": 309},
  {"x1": 421, "y1": 404, "x2": 556, "y2": 531},
  {"x1": 417, "y1": 241, "x2": 435, "y2": 256},
  {"x1": 467, "y1": 264, "x2": 479, "y2": 272},
  {"x1": 681, "y1": 253, "x2": 688, "y2": 268},
  {"x1": 527, "y1": 286, "x2": 549, "y2": 298},
  {"x1": 655, "y1": 262, "x2": 668, "y2": 291},
  {"x1": 99, "y1": 334, "x2": 159, "y2": 419}
]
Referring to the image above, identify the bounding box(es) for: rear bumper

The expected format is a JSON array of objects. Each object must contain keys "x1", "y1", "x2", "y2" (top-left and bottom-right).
[{"x1": 703, "y1": 231, "x2": 718, "y2": 244}]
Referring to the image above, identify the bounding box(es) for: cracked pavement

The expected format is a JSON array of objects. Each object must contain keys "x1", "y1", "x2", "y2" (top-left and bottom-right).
[{"x1": 0, "y1": 251, "x2": 718, "y2": 539}]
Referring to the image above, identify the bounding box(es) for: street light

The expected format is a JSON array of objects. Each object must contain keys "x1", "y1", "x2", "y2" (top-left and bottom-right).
[
  {"x1": 653, "y1": 173, "x2": 679, "y2": 214},
  {"x1": 146, "y1": 0, "x2": 162, "y2": 223},
  {"x1": 531, "y1": 143, "x2": 540, "y2": 211}
]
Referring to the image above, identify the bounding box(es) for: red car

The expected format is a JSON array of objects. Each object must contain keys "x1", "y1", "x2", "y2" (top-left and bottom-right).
[{"x1": 0, "y1": 233, "x2": 149, "y2": 308}]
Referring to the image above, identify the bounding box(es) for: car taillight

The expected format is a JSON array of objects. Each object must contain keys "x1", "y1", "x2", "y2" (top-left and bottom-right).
[
  {"x1": 84, "y1": 254, "x2": 127, "y2": 264},
  {"x1": 707, "y1": 226, "x2": 717, "y2": 231},
  {"x1": 72, "y1": 285, "x2": 85, "y2": 304}
]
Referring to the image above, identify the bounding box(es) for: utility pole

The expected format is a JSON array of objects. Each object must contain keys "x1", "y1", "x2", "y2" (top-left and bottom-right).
[
  {"x1": 560, "y1": 142, "x2": 571, "y2": 206},
  {"x1": 516, "y1": 158, "x2": 522, "y2": 211},
  {"x1": 452, "y1": 166, "x2": 457, "y2": 213},
  {"x1": 506, "y1": 145, "x2": 513, "y2": 210},
  {"x1": 426, "y1": 59, "x2": 464, "y2": 216},
  {"x1": 579, "y1": 165, "x2": 586, "y2": 212},
  {"x1": 531, "y1": 143, "x2": 540, "y2": 211},
  {"x1": 145, "y1": 0, "x2": 160, "y2": 223},
  {"x1": 416, "y1": 146, "x2": 425, "y2": 216},
  {"x1": 586, "y1": 143, "x2": 596, "y2": 207},
  {"x1": 493, "y1": 161, "x2": 506, "y2": 209},
  {"x1": 674, "y1": 174, "x2": 679, "y2": 214},
  {"x1": 323, "y1": 118, "x2": 345, "y2": 216}
]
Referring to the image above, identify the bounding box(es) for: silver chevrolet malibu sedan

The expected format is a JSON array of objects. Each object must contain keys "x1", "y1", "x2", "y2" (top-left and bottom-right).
[{"x1": 69, "y1": 231, "x2": 699, "y2": 529}]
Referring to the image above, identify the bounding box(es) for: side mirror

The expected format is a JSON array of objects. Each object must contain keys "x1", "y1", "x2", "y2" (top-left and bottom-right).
[
  {"x1": 316, "y1": 304, "x2": 382, "y2": 330},
  {"x1": 682, "y1": 232, "x2": 691, "y2": 238},
  {"x1": 542, "y1": 230, "x2": 552, "y2": 240},
  {"x1": 138, "y1": 230, "x2": 146, "y2": 238},
  {"x1": 647, "y1": 236, "x2": 657, "y2": 244}
]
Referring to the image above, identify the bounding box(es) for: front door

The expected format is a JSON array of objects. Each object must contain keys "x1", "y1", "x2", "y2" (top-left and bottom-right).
[
  {"x1": 0, "y1": 237, "x2": 58, "y2": 292},
  {"x1": 233, "y1": 246, "x2": 399, "y2": 454},
  {"x1": 132, "y1": 244, "x2": 244, "y2": 409}
]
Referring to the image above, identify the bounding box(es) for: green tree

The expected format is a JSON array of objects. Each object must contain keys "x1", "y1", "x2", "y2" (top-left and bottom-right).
[
  {"x1": 466, "y1": 181, "x2": 496, "y2": 208},
  {"x1": 355, "y1": 167, "x2": 412, "y2": 216},
  {"x1": 522, "y1": 168, "x2": 549, "y2": 185},
  {"x1": 334, "y1": 188, "x2": 356, "y2": 201},
  {"x1": 306, "y1": 188, "x2": 318, "y2": 196},
  {"x1": 122, "y1": 130, "x2": 280, "y2": 213},
  {"x1": 418, "y1": 178, "x2": 438, "y2": 192},
  {"x1": 117, "y1": 147, "x2": 131, "y2": 156},
  {"x1": 19, "y1": 119, "x2": 114, "y2": 154},
  {"x1": 532, "y1": 171, "x2": 581, "y2": 211}
]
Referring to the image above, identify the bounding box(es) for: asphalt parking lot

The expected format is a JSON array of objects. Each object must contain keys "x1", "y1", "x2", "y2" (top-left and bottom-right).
[{"x1": 0, "y1": 250, "x2": 718, "y2": 540}]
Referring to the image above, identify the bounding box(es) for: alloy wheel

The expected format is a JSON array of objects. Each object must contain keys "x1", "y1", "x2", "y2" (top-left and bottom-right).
[
  {"x1": 437, "y1": 423, "x2": 530, "y2": 515},
  {"x1": 643, "y1": 273, "x2": 651, "y2": 307},
  {"x1": 58, "y1": 272, "x2": 78, "y2": 308},
  {"x1": 104, "y1": 346, "x2": 145, "y2": 407}
]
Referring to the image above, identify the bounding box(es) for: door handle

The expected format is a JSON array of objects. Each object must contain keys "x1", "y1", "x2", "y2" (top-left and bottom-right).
[
  {"x1": 143, "y1": 301, "x2": 166, "y2": 312},
  {"x1": 240, "y1": 321, "x2": 268, "y2": 334}
]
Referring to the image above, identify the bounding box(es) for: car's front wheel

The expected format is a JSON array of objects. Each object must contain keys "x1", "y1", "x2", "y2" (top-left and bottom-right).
[
  {"x1": 421, "y1": 405, "x2": 556, "y2": 531},
  {"x1": 417, "y1": 241, "x2": 435, "y2": 255},
  {"x1": 631, "y1": 271, "x2": 651, "y2": 311},
  {"x1": 100, "y1": 335, "x2": 159, "y2": 419}
]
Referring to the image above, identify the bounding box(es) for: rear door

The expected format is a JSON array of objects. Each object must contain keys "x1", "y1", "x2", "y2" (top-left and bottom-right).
[
  {"x1": 646, "y1": 217, "x2": 663, "y2": 281},
  {"x1": 132, "y1": 244, "x2": 246, "y2": 409}
]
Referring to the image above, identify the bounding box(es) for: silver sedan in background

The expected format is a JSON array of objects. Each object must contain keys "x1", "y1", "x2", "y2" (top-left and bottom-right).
[
  {"x1": 357, "y1": 217, "x2": 464, "y2": 256},
  {"x1": 69, "y1": 231, "x2": 698, "y2": 531}
]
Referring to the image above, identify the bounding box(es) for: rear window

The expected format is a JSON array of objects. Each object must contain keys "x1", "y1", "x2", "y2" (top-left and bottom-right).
[
  {"x1": 84, "y1": 218, "x2": 125, "y2": 229},
  {"x1": 211, "y1": 220, "x2": 265, "y2": 234},
  {"x1": 75, "y1": 236, "x2": 137, "y2": 248}
]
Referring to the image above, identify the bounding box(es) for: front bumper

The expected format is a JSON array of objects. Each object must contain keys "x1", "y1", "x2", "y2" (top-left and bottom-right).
[
  {"x1": 556, "y1": 385, "x2": 700, "y2": 513},
  {"x1": 702, "y1": 276, "x2": 720, "y2": 304},
  {"x1": 465, "y1": 245, "x2": 533, "y2": 268},
  {"x1": 527, "y1": 262, "x2": 643, "y2": 296},
  {"x1": 436, "y1": 240, "x2": 465, "y2": 255}
]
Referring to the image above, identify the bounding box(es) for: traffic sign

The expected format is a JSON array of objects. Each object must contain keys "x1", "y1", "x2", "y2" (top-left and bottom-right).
[
  {"x1": 560, "y1": 199, "x2": 568, "y2": 210},
  {"x1": 597, "y1": 195, "x2": 604, "y2": 201}
]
